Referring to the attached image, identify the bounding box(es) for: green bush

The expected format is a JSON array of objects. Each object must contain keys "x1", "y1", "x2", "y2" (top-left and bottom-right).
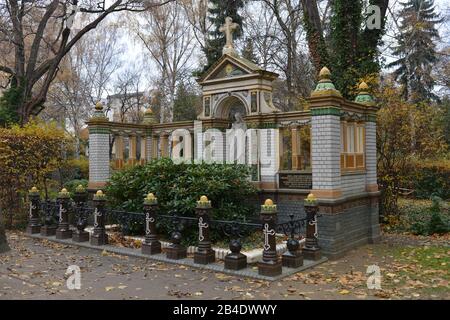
[
  {"x1": 409, "y1": 159, "x2": 450, "y2": 200},
  {"x1": 105, "y1": 158, "x2": 258, "y2": 243},
  {"x1": 63, "y1": 179, "x2": 88, "y2": 194},
  {"x1": 388, "y1": 198, "x2": 450, "y2": 236}
]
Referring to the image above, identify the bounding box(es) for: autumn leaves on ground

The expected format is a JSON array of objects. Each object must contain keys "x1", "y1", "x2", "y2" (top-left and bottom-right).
[{"x1": 0, "y1": 232, "x2": 448, "y2": 300}]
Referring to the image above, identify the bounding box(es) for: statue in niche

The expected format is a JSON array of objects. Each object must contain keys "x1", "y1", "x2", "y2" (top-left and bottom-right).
[{"x1": 231, "y1": 112, "x2": 247, "y2": 131}]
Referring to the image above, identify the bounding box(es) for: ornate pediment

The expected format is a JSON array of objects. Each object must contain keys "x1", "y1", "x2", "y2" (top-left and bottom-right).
[{"x1": 198, "y1": 54, "x2": 265, "y2": 83}]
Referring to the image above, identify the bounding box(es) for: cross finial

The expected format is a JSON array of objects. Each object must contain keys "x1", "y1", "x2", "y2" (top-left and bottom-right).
[{"x1": 219, "y1": 17, "x2": 239, "y2": 55}]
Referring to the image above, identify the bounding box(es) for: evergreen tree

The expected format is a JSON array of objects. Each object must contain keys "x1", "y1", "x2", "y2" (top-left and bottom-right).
[
  {"x1": 329, "y1": 0, "x2": 363, "y2": 97},
  {"x1": 173, "y1": 83, "x2": 201, "y2": 121},
  {"x1": 388, "y1": 0, "x2": 441, "y2": 102},
  {"x1": 241, "y1": 38, "x2": 258, "y2": 64},
  {"x1": 203, "y1": 0, "x2": 245, "y2": 73}
]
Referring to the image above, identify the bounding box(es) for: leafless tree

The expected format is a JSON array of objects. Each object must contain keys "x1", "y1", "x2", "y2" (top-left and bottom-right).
[
  {"x1": 132, "y1": 1, "x2": 195, "y2": 123},
  {"x1": 179, "y1": 0, "x2": 211, "y2": 53},
  {"x1": 0, "y1": 0, "x2": 173, "y2": 124},
  {"x1": 109, "y1": 65, "x2": 147, "y2": 124},
  {"x1": 42, "y1": 22, "x2": 124, "y2": 157},
  {"x1": 247, "y1": 0, "x2": 314, "y2": 110}
]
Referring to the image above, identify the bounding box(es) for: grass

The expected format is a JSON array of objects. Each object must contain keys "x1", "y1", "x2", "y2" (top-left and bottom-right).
[{"x1": 381, "y1": 245, "x2": 450, "y2": 297}]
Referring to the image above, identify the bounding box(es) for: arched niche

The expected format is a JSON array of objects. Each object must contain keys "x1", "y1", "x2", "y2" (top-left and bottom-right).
[{"x1": 214, "y1": 95, "x2": 249, "y2": 120}]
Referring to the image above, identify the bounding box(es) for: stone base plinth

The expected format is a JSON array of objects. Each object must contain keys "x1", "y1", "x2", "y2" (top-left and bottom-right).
[
  {"x1": 72, "y1": 231, "x2": 89, "y2": 242},
  {"x1": 258, "y1": 260, "x2": 282, "y2": 277},
  {"x1": 282, "y1": 252, "x2": 304, "y2": 268},
  {"x1": 26, "y1": 225, "x2": 41, "y2": 234},
  {"x1": 224, "y1": 253, "x2": 247, "y2": 270},
  {"x1": 303, "y1": 247, "x2": 321, "y2": 261},
  {"x1": 166, "y1": 245, "x2": 187, "y2": 260},
  {"x1": 142, "y1": 241, "x2": 162, "y2": 255},
  {"x1": 56, "y1": 229, "x2": 72, "y2": 240},
  {"x1": 90, "y1": 234, "x2": 108, "y2": 246},
  {"x1": 40, "y1": 226, "x2": 56, "y2": 236},
  {"x1": 194, "y1": 249, "x2": 215, "y2": 265}
]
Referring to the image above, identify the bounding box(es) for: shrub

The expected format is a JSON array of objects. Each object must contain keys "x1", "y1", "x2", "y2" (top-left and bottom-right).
[
  {"x1": 386, "y1": 198, "x2": 450, "y2": 235},
  {"x1": 409, "y1": 159, "x2": 450, "y2": 200},
  {"x1": 0, "y1": 120, "x2": 69, "y2": 227},
  {"x1": 64, "y1": 179, "x2": 88, "y2": 194},
  {"x1": 105, "y1": 158, "x2": 258, "y2": 243}
]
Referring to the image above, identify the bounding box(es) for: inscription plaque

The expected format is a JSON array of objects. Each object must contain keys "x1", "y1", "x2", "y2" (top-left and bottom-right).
[{"x1": 278, "y1": 172, "x2": 312, "y2": 189}]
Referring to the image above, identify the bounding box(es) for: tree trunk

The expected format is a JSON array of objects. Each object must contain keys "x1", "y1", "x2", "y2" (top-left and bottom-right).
[
  {"x1": 301, "y1": 0, "x2": 329, "y2": 71},
  {"x1": 0, "y1": 221, "x2": 10, "y2": 253}
]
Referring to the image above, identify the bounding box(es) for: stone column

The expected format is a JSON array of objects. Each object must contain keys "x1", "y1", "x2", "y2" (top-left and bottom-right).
[
  {"x1": 152, "y1": 134, "x2": 159, "y2": 159},
  {"x1": 259, "y1": 129, "x2": 280, "y2": 189},
  {"x1": 258, "y1": 199, "x2": 282, "y2": 277},
  {"x1": 303, "y1": 193, "x2": 321, "y2": 260},
  {"x1": 72, "y1": 185, "x2": 89, "y2": 242},
  {"x1": 88, "y1": 102, "x2": 110, "y2": 190},
  {"x1": 160, "y1": 134, "x2": 169, "y2": 158},
  {"x1": 194, "y1": 196, "x2": 215, "y2": 264},
  {"x1": 90, "y1": 190, "x2": 108, "y2": 246},
  {"x1": 355, "y1": 82, "x2": 381, "y2": 243},
  {"x1": 309, "y1": 67, "x2": 343, "y2": 199},
  {"x1": 291, "y1": 126, "x2": 301, "y2": 170},
  {"x1": 56, "y1": 188, "x2": 72, "y2": 239},
  {"x1": 140, "y1": 135, "x2": 147, "y2": 165},
  {"x1": 128, "y1": 134, "x2": 137, "y2": 165},
  {"x1": 141, "y1": 193, "x2": 161, "y2": 255},
  {"x1": 26, "y1": 187, "x2": 41, "y2": 234},
  {"x1": 115, "y1": 134, "x2": 124, "y2": 169}
]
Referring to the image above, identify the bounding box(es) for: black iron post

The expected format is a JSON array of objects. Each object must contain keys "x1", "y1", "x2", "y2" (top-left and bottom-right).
[
  {"x1": 72, "y1": 185, "x2": 89, "y2": 242},
  {"x1": 56, "y1": 188, "x2": 72, "y2": 239},
  {"x1": 90, "y1": 190, "x2": 108, "y2": 246},
  {"x1": 194, "y1": 196, "x2": 215, "y2": 264},
  {"x1": 303, "y1": 193, "x2": 321, "y2": 260},
  {"x1": 26, "y1": 187, "x2": 41, "y2": 234},
  {"x1": 141, "y1": 193, "x2": 161, "y2": 255},
  {"x1": 258, "y1": 199, "x2": 282, "y2": 276}
]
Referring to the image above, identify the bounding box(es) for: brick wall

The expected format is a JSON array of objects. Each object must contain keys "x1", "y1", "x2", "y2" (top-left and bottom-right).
[{"x1": 311, "y1": 115, "x2": 341, "y2": 190}]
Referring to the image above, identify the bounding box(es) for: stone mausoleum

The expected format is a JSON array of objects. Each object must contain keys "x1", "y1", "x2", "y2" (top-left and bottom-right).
[{"x1": 87, "y1": 18, "x2": 381, "y2": 258}]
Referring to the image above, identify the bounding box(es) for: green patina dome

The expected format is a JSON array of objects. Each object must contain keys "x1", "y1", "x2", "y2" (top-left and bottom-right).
[
  {"x1": 91, "y1": 102, "x2": 108, "y2": 121},
  {"x1": 355, "y1": 82, "x2": 375, "y2": 106},
  {"x1": 311, "y1": 67, "x2": 342, "y2": 97}
]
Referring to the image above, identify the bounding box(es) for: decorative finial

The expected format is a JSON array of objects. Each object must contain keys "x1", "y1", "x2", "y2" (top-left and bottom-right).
[
  {"x1": 311, "y1": 66, "x2": 342, "y2": 97},
  {"x1": 261, "y1": 198, "x2": 277, "y2": 213},
  {"x1": 304, "y1": 193, "x2": 318, "y2": 205},
  {"x1": 219, "y1": 17, "x2": 239, "y2": 56},
  {"x1": 319, "y1": 67, "x2": 331, "y2": 80},
  {"x1": 75, "y1": 184, "x2": 86, "y2": 193},
  {"x1": 143, "y1": 106, "x2": 156, "y2": 124},
  {"x1": 29, "y1": 186, "x2": 39, "y2": 194},
  {"x1": 359, "y1": 81, "x2": 369, "y2": 91},
  {"x1": 58, "y1": 188, "x2": 70, "y2": 198},
  {"x1": 91, "y1": 101, "x2": 108, "y2": 121},
  {"x1": 355, "y1": 81, "x2": 375, "y2": 106},
  {"x1": 197, "y1": 195, "x2": 211, "y2": 208},
  {"x1": 144, "y1": 192, "x2": 158, "y2": 205},
  {"x1": 94, "y1": 190, "x2": 106, "y2": 200}
]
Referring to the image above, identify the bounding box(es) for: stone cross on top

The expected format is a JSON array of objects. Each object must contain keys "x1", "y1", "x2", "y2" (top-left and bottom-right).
[{"x1": 220, "y1": 17, "x2": 239, "y2": 55}]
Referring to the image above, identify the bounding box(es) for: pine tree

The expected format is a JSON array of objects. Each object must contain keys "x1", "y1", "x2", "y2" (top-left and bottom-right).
[
  {"x1": 241, "y1": 38, "x2": 258, "y2": 64},
  {"x1": 202, "y1": 0, "x2": 245, "y2": 73},
  {"x1": 388, "y1": 0, "x2": 441, "y2": 102}
]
